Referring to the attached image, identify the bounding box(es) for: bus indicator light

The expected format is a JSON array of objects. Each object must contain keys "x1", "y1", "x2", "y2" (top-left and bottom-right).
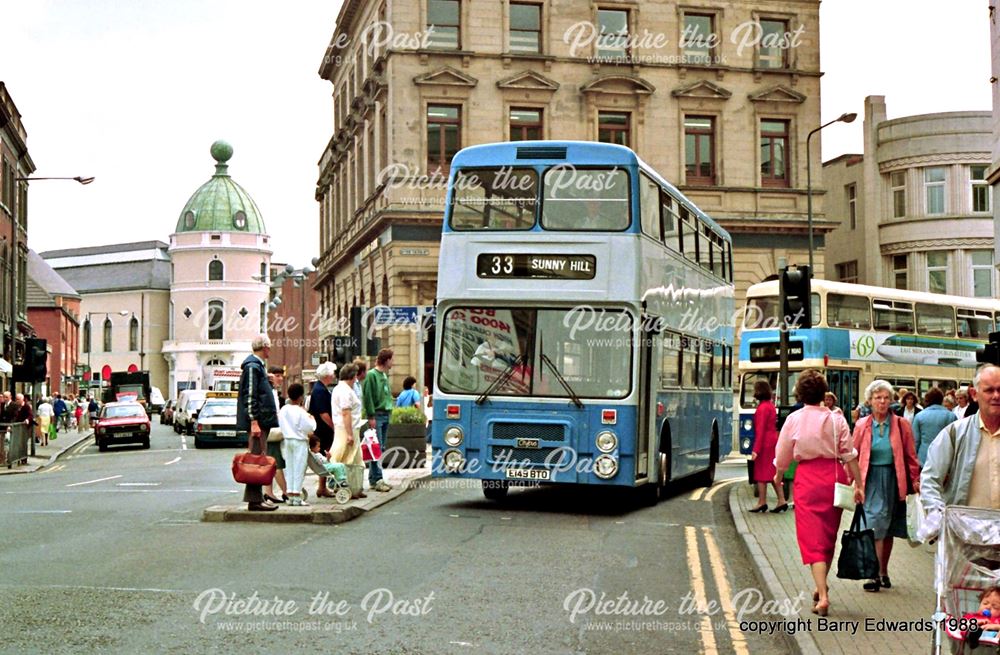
[
  {"x1": 446, "y1": 404, "x2": 461, "y2": 419},
  {"x1": 601, "y1": 409, "x2": 617, "y2": 425}
]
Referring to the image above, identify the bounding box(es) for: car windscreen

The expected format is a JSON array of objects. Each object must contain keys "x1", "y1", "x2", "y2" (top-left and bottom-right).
[
  {"x1": 102, "y1": 406, "x2": 146, "y2": 419},
  {"x1": 186, "y1": 399, "x2": 206, "y2": 412}
]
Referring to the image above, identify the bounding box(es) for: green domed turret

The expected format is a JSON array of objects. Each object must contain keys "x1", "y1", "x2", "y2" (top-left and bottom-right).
[{"x1": 175, "y1": 140, "x2": 266, "y2": 234}]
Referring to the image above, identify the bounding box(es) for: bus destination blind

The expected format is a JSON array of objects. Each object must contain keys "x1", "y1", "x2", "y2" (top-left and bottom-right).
[
  {"x1": 749, "y1": 341, "x2": 804, "y2": 363},
  {"x1": 476, "y1": 254, "x2": 596, "y2": 280}
]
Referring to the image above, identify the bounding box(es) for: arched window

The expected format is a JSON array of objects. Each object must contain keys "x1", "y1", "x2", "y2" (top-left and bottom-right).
[
  {"x1": 259, "y1": 302, "x2": 266, "y2": 333},
  {"x1": 83, "y1": 319, "x2": 91, "y2": 354},
  {"x1": 206, "y1": 358, "x2": 226, "y2": 366},
  {"x1": 207, "y1": 300, "x2": 224, "y2": 340},
  {"x1": 103, "y1": 317, "x2": 112, "y2": 352},
  {"x1": 129, "y1": 317, "x2": 139, "y2": 351},
  {"x1": 208, "y1": 259, "x2": 224, "y2": 281}
]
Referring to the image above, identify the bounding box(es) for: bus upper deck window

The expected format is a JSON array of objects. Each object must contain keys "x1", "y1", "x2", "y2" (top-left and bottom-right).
[{"x1": 450, "y1": 168, "x2": 538, "y2": 230}]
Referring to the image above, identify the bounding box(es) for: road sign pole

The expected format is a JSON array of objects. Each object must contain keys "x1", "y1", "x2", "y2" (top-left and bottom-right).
[{"x1": 779, "y1": 269, "x2": 789, "y2": 407}]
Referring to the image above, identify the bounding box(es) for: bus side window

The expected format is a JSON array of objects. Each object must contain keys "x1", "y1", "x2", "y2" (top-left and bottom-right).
[
  {"x1": 640, "y1": 174, "x2": 661, "y2": 240},
  {"x1": 874, "y1": 299, "x2": 914, "y2": 333},
  {"x1": 680, "y1": 336, "x2": 697, "y2": 388},
  {"x1": 713, "y1": 342, "x2": 724, "y2": 389},
  {"x1": 698, "y1": 339, "x2": 713, "y2": 388},
  {"x1": 661, "y1": 192, "x2": 678, "y2": 252},
  {"x1": 660, "y1": 332, "x2": 681, "y2": 387},
  {"x1": 726, "y1": 242, "x2": 733, "y2": 282},
  {"x1": 916, "y1": 303, "x2": 955, "y2": 337},
  {"x1": 680, "y1": 209, "x2": 697, "y2": 262},
  {"x1": 828, "y1": 293, "x2": 871, "y2": 329}
]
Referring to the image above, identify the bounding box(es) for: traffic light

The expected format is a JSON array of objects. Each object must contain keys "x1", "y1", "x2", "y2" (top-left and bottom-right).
[
  {"x1": 976, "y1": 331, "x2": 1000, "y2": 366},
  {"x1": 349, "y1": 306, "x2": 381, "y2": 358},
  {"x1": 780, "y1": 266, "x2": 812, "y2": 329},
  {"x1": 14, "y1": 338, "x2": 47, "y2": 383}
]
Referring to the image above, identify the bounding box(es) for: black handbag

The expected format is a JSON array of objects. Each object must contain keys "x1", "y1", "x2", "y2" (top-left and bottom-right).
[{"x1": 836, "y1": 504, "x2": 880, "y2": 580}]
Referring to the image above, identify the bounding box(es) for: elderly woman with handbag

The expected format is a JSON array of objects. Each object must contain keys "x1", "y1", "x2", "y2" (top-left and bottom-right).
[
  {"x1": 851, "y1": 379, "x2": 921, "y2": 593},
  {"x1": 774, "y1": 369, "x2": 864, "y2": 617}
]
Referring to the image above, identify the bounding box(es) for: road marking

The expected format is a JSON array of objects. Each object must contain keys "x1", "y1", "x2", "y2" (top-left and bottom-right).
[
  {"x1": 702, "y1": 527, "x2": 750, "y2": 655},
  {"x1": 704, "y1": 478, "x2": 739, "y2": 502},
  {"x1": 65, "y1": 475, "x2": 122, "y2": 487},
  {"x1": 41, "y1": 464, "x2": 66, "y2": 474},
  {"x1": 117, "y1": 483, "x2": 160, "y2": 487},
  {"x1": 181, "y1": 435, "x2": 188, "y2": 451},
  {"x1": 685, "y1": 525, "x2": 718, "y2": 655},
  {"x1": 3, "y1": 510, "x2": 72, "y2": 514},
  {"x1": 0, "y1": 583, "x2": 184, "y2": 594},
  {"x1": 689, "y1": 488, "x2": 706, "y2": 501},
  {"x1": 71, "y1": 440, "x2": 91, "y2": 455},
  {"x1": 164, "y1": 457, "x2": 181, "y2": 465}
]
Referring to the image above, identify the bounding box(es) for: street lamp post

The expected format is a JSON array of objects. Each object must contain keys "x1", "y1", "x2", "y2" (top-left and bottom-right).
[
  {"x1": 84, "y1": 310, "x2": 128, "y2": 398},
  {"x1": 806, "y1": 112, "x2": 857, "y2": 274},
  {"x1": 7, "y1": 175, "x2": 94, "y2": 394}
]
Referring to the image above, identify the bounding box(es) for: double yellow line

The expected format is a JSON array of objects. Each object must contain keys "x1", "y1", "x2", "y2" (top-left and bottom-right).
[
  {"x1": 684, "y1": 479, "x2": 749, "y2": 655},
  {"x1": 40, "y1": 464, "x2": 66, "y2": 474}
]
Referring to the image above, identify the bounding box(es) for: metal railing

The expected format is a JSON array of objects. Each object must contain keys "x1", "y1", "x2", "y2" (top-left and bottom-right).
[{"x1": 1, "y1": 422, "x2": 31, "y2": 468}]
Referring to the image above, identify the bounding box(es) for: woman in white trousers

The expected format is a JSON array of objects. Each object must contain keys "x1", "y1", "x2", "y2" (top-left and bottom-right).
[{"x1": 278, "y1": 383, "x2": 315, "y2": 506}]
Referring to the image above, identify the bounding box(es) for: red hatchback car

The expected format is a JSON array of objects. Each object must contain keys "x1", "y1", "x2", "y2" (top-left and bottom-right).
[{"x1": 95, "y1": 401, "x2": 151, "y2": 451}]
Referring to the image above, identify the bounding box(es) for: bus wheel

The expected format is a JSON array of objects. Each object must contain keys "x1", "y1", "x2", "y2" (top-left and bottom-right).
[
  {"x1": 658, "y1": 452, "x2": 670, "y2": 498},
  {"x1": 482, "y1": 480, "x2": 509, "y2": 501},
  {"x1": 696, "y1": 430, "x2": 718, "y2": 488}
]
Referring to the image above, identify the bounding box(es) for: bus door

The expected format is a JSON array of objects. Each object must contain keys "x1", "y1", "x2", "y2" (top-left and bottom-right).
[
  {"x1": 826, "y1": 369, "x2": 859, "y2": 427},
  {"x1": 635, "y1": 320, "x2": 657, "y2": 481}
]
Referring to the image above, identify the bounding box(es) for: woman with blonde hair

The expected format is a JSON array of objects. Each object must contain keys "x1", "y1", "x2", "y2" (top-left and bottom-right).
[
  {"x1": 330, "y1": 363, "x2": 366, "y2": 499},
  {"x1": 775, "y1": 369, "x2": 864, "y2": 616}
]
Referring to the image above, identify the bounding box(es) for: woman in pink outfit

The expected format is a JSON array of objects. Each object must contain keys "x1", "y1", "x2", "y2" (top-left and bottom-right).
[
  {"x1": 774, "y1": 369, "x2": 864, "y2": 617},
  {"x1": 749, "y1": 380, "x2": 787, "y2": 513}
]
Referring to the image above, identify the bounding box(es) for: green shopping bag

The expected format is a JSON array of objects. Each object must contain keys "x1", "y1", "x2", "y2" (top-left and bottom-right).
[
  {"x1": 783, "y1": 459, "x2": 797, "y2": 480},
  {"x1": 49, "y1": 423, "x2": 57, "y2": 441}
]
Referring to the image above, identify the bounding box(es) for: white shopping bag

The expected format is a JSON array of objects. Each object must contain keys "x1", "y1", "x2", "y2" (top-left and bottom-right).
[{"x1": 906, "y1": 493, "x2": 924, "y2": 546}]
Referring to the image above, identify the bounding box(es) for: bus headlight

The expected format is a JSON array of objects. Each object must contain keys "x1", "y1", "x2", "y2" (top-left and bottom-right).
[
  {"x1": 594, "y1": 455, "x2": 618, "y2": 479},
  {"x1": 443, "y1": 449, "x2": 465, "y2": 473},
  {"x1": 444, "y1": 426, "x2": 464, "y2": 447},
  {"x1": 595, "y1": 431, "x2": 618, "y2": 453},
  {"x1": 742, "y1": 419, "x2": 753, "y2": 432}
]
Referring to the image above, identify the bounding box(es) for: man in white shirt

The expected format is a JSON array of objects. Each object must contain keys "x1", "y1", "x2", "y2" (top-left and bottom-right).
[{"x1": 278, "y1": 383, "x2": 315, "y2": 506}]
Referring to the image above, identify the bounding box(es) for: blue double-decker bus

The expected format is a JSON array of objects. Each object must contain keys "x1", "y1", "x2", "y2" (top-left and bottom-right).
[{"x1": 431, "y1": 141, "x2": 734, "y2": 501}]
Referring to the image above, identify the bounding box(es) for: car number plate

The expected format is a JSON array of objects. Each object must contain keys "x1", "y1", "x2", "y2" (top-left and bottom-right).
[
  {"x1": 117, "y1": 432, "x2": 133, "y2": 438},
  {"x1": 217, "y1": 430, "x2": 236, "y2": 437},
  {"x1": 505, "y1": 468, "x2": 550, "y2": 481}
]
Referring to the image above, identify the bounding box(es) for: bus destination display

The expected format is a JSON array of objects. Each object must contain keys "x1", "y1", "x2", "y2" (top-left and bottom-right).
[
  {"x1": 749, "y1": 341, "x2": 804, "y2": 363},
  {"x1": 477, "y1": 254, "x2": 596, "y2": 280}
]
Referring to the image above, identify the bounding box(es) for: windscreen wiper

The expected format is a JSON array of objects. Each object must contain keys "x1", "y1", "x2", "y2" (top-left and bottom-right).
[
  {"x1": 539, "y1": 352, "x2": 584, "y2": 409},
  {"x1": 475, "y1": 354, "x2": 524, "y2": 405}
]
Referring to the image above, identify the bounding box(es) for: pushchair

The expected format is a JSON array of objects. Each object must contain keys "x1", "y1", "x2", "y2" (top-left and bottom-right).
[
  {"x1": 304, "y1": 454, "x2": 353, "y2": 504},
  {"x1": 932, "y1": 506, "x2": 1000, "y2": 654}
]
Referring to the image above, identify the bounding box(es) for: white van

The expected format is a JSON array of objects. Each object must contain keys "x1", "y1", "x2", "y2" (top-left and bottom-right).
[
  {"x1": 173, "y1": 389, "x2": 208, "y2": 435},
  {"x1": 149, "y1": 387, "x2": 165, "y2": 413}
]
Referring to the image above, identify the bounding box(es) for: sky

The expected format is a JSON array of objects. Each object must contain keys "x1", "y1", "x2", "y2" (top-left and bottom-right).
[{"x1": 0, "y1": 1, "x2": 992, "y2": 266}]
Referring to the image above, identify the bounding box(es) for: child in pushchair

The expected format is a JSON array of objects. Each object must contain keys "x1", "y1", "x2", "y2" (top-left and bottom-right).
[
  {"x1": 932, "y1": 506, "x2": 1000, "y2": 654},
  {"x1": 305, "y1": 435, "x2": 352, "y2": 505}
]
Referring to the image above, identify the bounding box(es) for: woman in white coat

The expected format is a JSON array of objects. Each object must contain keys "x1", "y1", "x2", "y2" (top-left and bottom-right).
[{"x1": 278, "y1": 383, "x2": 316, "y2": 506}]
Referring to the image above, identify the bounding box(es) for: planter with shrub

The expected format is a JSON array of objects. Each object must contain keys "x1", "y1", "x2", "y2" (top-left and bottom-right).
[{"x1": 384, "y1": 406, "x2": 427, "y2": 468}]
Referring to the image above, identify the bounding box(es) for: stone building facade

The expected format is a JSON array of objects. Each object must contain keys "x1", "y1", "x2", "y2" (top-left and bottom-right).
[
  {"x1": 313, "y1": 0, "x2": 828, "y2": 386},
  {"x1": 824, "y1": 96, "x2": 995, "y2": 296}
]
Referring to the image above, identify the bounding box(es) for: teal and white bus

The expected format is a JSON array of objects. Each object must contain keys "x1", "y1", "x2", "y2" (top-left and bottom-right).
[
  {"x1": 430, "y1": 141, "x2": 735, "y2": 501},
  {"x1": 737, "y1": 278, "x2": 996, "y2": 454}
]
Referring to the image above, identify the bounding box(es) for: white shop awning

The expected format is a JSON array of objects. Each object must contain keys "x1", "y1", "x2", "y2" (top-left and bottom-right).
[{"x1": 0, "y1": 358, "x2": 11, "y2": 375}]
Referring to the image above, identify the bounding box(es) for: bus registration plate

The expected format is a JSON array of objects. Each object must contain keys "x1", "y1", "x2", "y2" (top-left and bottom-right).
[{"x1": 505, "y1": 468, "x2": 550, "y2": 481}]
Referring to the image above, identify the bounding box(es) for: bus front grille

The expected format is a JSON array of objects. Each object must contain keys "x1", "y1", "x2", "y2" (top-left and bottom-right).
[
  {"x1": 490, "y1": 446, "x2": 570, "y2": 466},
  {"x1": 491, "y1": 423, "x2": 566, "y2": 442}
]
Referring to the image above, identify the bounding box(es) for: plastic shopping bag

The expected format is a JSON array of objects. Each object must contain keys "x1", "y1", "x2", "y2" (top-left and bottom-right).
[
  {"x1": 361, "y1": 428, "x2": 382, "y2": 463},
  {"x1": 906, "y1": 493, "x2": 924, "y2": 546}
]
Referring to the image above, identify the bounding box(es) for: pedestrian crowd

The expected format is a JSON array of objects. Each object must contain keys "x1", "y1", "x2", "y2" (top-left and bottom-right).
[
  {"x1": 236, "y1": 335, "x2": 430, "y2": 512},
  {"x1": 747, "y1": 364, "x2": 1000, "y2": 626},
  {"x1": 1, "y1": 391, "x2": 99, "y2": 446}
]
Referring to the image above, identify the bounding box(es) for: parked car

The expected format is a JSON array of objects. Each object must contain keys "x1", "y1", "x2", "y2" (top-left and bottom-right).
[
  {"x1": 193, "y1": 397, "x2": 246, "y2": 448},
  {"x1": 173, "y1": 389, "x2": 208, "y2": 435},
  {"x1": 95, "y1": 401, "x2": 151, "y2": 451},
  {"x1": 160, "y1": 400, "x2": 175, "y2": 425}
]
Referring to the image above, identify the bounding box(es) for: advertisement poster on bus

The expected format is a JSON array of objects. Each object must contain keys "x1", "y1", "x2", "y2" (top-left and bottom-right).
[
  {"x1": 439, "y1": 308, "x2": 531, "y2": 395},
  {"x1": 849, "y1": 330, "x2": 979, "y2": 368}
]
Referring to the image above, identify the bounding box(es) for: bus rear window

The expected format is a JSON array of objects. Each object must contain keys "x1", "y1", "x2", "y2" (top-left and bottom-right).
[
  {"x1": 450, "y1": 168, "x2": 538, "y2": 230},
  {"x1": 541, "y1": 167, "x2": 629, "y2": 230}
]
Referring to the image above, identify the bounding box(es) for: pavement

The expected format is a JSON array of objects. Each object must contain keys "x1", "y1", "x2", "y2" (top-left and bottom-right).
[
  {"x1": 0, "y1": 425, "x2": 93, "y2": 474},
  {"x1": 729, "y1": 478, "x2": 936, "y2": 655},
  {"x1": 203, "y1": 461, "x2": 431, "y2": 524}
]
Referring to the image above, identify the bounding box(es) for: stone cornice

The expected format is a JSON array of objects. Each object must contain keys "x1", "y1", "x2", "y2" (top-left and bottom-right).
[
  {"x1": 879, "y1": 153, "x2": 990, "y2": 172},
  {"x1": 880, "y1": 237, "x2": 993, "y2": 254}
]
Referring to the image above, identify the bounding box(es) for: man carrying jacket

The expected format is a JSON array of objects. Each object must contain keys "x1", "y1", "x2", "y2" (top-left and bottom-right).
[
  {"x1": 920, "y1": 364, "x2": 1000, "y2": 541},
  {"x1": 236, "y1": 335, "x2": 280, "y2": 511}
]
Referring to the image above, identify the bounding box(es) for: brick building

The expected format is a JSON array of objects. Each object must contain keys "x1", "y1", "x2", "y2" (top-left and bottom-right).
[
  {"x1": 266, "y1": 267, "x2": 321, "y2": 386},
  {"x1": 25, "y1": 249, "x2": 80, "y2": 396}
]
